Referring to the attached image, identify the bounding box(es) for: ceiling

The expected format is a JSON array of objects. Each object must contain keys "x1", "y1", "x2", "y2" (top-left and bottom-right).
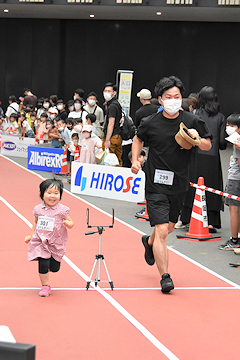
[{"x1": 0, "y1": 4, "x2": 240, "y2": 22}]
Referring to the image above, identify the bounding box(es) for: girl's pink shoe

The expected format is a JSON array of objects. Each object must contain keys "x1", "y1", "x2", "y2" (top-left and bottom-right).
[{"x1": 39, "y1": 285, "x2": 51, "y2": 297}]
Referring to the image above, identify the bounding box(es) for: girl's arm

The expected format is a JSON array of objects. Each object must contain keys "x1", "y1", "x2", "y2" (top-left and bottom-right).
[
  {"x1": 95, "y1": 141, "x2": 102, "y2": 149},
  {"x1": 63, "y1": 215, "x2": 74, "y2": 229},
  {"x1": 25, "y1": 216, "x2": 38, "y2": 243}
]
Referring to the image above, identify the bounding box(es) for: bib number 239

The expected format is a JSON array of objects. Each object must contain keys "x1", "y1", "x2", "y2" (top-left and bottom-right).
[{"x1": 154, "y1": 169, "x2": 174, "y2": 185}]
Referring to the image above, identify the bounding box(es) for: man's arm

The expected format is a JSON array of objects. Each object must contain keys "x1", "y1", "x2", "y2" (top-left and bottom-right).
[
  {"x1": 187, "y1": 129, "x2": 212, "y2": 151},
  {"x1": 104, "y1": 117, "x2": 115, "y2": 149},
  {"x1": 131, "y1": 136, "x2": 144, "y2": 174}
]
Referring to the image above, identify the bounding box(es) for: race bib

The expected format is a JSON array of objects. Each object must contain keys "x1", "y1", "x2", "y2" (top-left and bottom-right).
[
  {"x1": 36, "y1": 216, "x2": 55, "y2": 231},
  {"x1": 154, "y1": 169, "x2": 174, "y2": 185},
  {"x1": 82, "y1": 143, "x2": 88, "y2": 150}
]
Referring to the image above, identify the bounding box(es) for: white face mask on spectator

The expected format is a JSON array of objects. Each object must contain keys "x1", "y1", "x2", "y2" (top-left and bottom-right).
[
  {"x1": 74, "y1": 124, "x2": 82, "y2": 132},
  {"x1": 88, "y1": 99, "x2": 96, "y2": 106},
  {"x1": 82, "y1": 132, "x2": 90, "y2": 139},
  {"x1": 226, "y1": 126, "x2": 237, "y2": 136},
  {"x1": 74, "y1": 103, "x2": 81, "y2": 110},
  {"x1": 57, "y1": 104, "x2": 64, "y2": 111},
  {"x1": 103, "y1": 92, "x2": 113, "y2": 101},
  {"x1": 43, "y1": 102, "x2": 49, "y2": 109},
  {"x1": 69, "y1": 105, "x2": 74, "y2": 112}
]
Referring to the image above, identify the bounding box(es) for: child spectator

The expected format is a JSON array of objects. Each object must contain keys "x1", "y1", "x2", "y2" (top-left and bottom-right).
[
  {"x1": 37, "y1": 97, "x2": 45, "y2": 119},
  {"x1": 0, "y1": 116, "x2": 9, "y2": 134},
  {"x1": 19, "y1": 113, "x2": 35, "y2": 139},
  {"x1": 47, "y1": 119, "x2": 61, "y2": 148},
  {"x1": 38, "y1": 113, "x2": 49, "y2": 142},
  {"x1": 219, "y1": 114, "x2": 240, "y2": 250},
  {"x1": 57, "y1": 99, "x2": 68, "y2": 121},
  {"x1": 86, "y1": 113, "x2": 98, "y2": 136},
  {"x1": 25, "y1": 178, "x2": 74, "y2": 297},
  {"x1": 57, "y1": 119, "x2": 70, "y2": 148},
  {"x1": 6, "y1": 114, "x2": 19, "y2": 135},
  {"x1": 43, "y1": 98, "x2": 50, "y2": 111},
  {"x1": 79, "y1": 125, "x2": 102, "y2": 164},
  {"x1": 30, "y1": 112, "x2": 37, "y2": 132},
  {"x1": 68, "y1": 132, "x2": 80, "y2": 164}
]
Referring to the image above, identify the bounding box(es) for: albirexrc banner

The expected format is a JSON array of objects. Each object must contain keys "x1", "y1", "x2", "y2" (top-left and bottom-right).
[
  {"x1": 71, "y1": 162, "x2": 145, "y2": 203},
  {"x1": 28, "y1": 146, "x2": 64, "y2": 173}
]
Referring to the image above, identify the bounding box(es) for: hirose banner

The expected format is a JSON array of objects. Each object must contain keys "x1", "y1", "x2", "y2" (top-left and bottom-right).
[
  {"x1": 1, "y1": 135, "x2": 35, "y2": 158},
  {"x1": 28, "y1": 146, "x2": 64, "y2": 173},
  {"x1": 71, "y1": 162, "x2": 145, "y2": 203}
]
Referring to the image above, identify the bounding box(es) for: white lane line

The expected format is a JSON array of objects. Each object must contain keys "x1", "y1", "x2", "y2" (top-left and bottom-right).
[
  {"x1": 1, "y1": 154, "x2": 239, "y2": 290},
  {"x1": 0, "y1": 286, "x2": 238, "y2": 291},
  {"x1": 63, "y1": 255, "x2": 179, "y2": 360},
  {"x1": 0, "y1": 194, "x2": 179, "y2": 360}
]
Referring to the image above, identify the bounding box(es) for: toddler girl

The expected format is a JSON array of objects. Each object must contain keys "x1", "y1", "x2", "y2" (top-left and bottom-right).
[
  {"x1": 80, "y1": 125, "x2": 102, "y2": 164},
  {"x1": 25, "y1": 178, "x2": 74, "y2": 297}
]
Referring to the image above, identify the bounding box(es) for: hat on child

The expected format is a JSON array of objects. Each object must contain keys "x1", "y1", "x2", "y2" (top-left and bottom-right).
[{"x1": 82, "y1": 125, "x2": 92, "y2": 133}]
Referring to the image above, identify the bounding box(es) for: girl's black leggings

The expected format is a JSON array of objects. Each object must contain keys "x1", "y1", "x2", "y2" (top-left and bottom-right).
[{"x1": 38, "y1": 257, "x2": 61, "y2": 274}]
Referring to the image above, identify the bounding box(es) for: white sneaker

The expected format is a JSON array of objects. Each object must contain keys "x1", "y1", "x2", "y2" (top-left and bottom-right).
[{"x1": 175, "y1": 220, "x2": 188, "y2": 229}]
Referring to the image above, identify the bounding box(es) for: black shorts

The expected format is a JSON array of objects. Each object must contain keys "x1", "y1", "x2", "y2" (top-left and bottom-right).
[
  {"x1": 145, "y1": 191, "x2": 187, "y2": 227},
  {"x1": 38, "y1": 257, "x2": 61, "y2": 274}
]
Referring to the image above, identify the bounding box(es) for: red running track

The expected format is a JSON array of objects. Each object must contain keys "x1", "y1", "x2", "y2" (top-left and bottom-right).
[{"x1": 0, "y1": 154, "x2": 239, "y2": 360}]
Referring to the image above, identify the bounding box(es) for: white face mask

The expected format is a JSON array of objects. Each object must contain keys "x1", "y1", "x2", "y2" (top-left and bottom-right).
[
  {"x1": 49, "y1": 114, "x2": 56, "y2": 120},
  {"x1": 74, "y1": 124, "x2": 82, "y2": 132},
  {"x1": 69, "y1": 105, "x2": 74, "y2": 112},
  {"x1": 161, "y1": 98, "x2": 182, "y2": 116},
  {"x1": 103, "y1": 92, "x2": 113, "y2": 101},
  {"x1": 82, "y1": 132, "x2": 90, "y2": 139},
  {"x1": 57, "y1": 104, "x2": 64, "y2": 111},
  {"x1": 226, "y1": 126, "x2": 237, "y2": 136},
  {"x1": 58, "y1": 126, "x2": 64, "y2": 132},
  {"x1": 88, "y1": 99, "x2": 96, "y2": 106},
  {"x1": 46, "y1": 124, "x2": 52, "y2": 129},
  {"x1": 74, "y1": 103, "x2": 81, "y2": 110},
  {"x1": 73, "y1": 95, "x2": 77, "y2": 100},
  {"x1": 43, "y1": 103, "x2": 49, "y2": 109}
]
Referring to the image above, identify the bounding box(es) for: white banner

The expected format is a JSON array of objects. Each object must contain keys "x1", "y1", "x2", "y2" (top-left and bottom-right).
[
  {"x1": 1, "y1": 135, "x2": 35, "y2": 158},
  {"x1": 71, "y1": 162, "x2": 145, "y2": 203}
]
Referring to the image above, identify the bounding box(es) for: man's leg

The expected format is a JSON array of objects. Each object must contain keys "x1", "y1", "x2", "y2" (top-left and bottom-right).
[{"x1": 148, "y1": 222, "x2": 175, "y2": 276}]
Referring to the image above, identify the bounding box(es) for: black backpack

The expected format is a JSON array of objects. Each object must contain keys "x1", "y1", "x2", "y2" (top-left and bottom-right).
[{"x1": 118, "y1": 105, "x2": 136, "y2": 141}]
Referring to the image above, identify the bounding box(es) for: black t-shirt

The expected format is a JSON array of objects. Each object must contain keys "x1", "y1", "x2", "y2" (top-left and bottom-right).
[
  {"x1": 59, "y1": 110, "x2": 68, "y2": 121},
  {"x1": 134, "y1": 103, "x2": 159, "y2": 128},
  {"x1": 137, "y1": 110, "x2": 212, "y2": 195},
  {"x1": 103, "y1": 98, "x2": 122, "y2": 138}
]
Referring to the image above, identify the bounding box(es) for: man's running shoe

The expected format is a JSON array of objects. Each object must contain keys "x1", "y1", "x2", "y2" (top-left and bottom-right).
[
  {"x1": 160, "y1": 273, "x2": 174, "y2": 293},
  {"x1": 142, "y1": 235, "x2": 155, "y2": 266},
  {"x1": 135, "y1": 207, "x2": 145, "y2": 217},
  {"x1": 219, "y1": 238, "x2": 240, "y2": 251}
]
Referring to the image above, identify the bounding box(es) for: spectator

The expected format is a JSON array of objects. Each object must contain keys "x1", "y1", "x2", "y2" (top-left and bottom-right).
[
  {"x1": 79, "y1": 125, "x2": 102, "y2": 164},
  {"x1": 5, "y1": 95, "x2": 19, "y2": 122},
  {"x1": 134, "y1": 89, "x2": 159, "y2": 128},
  {"x1": 47, "y1": 119, "x2": 61, "y2": 148},
  {"x1": 219, "y1": 114, "x2": 240, "y2": 250},
  {"x1": 19, "y1": 113, "x2": 34, "y2": 139},
  {"x1": 102, "y1": 82, "x2": 123, "y2": 167},
  {"x1": 73, "y1": 88, "x2": 84, "y2": 102},
  {"x1": 23, "y1": 88, "x2": 37, "y2": 110},
  {"x1": 57, "y1": 99, "x2": 68, "y2": 121},
  {"x1": 176, "y1": 86, "x2": 227, "y2": 232},
  {"x1": 83, "y1": 92, "x2": 104, "y2": 137}
]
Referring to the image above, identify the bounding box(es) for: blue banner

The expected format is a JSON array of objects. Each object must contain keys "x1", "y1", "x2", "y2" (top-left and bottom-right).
[{"x1": 28, "y1": 147, "x2": 64, "y2": 173}]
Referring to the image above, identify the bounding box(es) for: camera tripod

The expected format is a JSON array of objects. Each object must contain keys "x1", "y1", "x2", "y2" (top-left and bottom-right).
[{"x1": 86, "y1": 208, "x2": 114, "y2": 290}]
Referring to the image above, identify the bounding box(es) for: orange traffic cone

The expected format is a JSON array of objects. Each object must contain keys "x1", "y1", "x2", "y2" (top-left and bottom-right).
[
  {"x1": 176, "y1": 177, "x2": 221, "y2": 241},
  {"x1": 74, "y1": 146, "x2": 80, "y2": 161},
  {"x1": 58, "y1": 148, "x2": 68, "y2": 175}
]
